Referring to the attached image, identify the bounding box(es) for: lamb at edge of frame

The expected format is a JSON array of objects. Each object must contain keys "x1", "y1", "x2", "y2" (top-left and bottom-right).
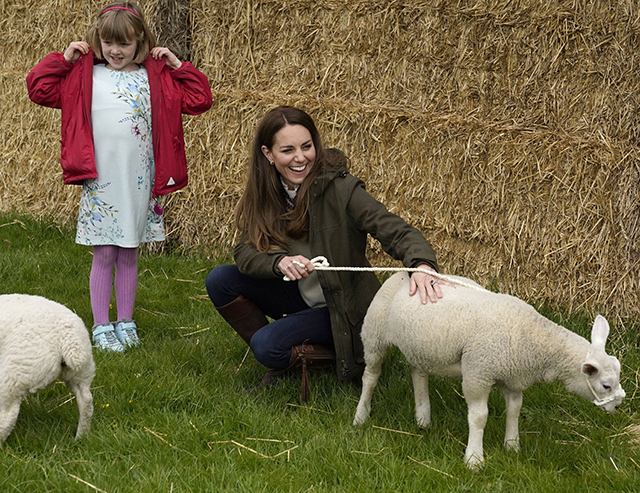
[
  {"x1": 0, "y1": 294, "x2": 95, "y2": 443},
  {"x1": 352, "y1": 272, "x2": 626, "y2": 470}
]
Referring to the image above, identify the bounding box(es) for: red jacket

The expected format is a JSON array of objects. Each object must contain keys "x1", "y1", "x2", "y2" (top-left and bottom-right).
[{"x1": 26, "y1": 51, "x2": 212, "y2": 196}]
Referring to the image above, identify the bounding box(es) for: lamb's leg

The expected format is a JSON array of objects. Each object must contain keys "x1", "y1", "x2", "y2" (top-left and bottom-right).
[
  {"x1": 462, "y1": 381, "x2": 491, "y2": 471},
  {"x1": 0, "y1": 398, "x2": 22, "y2": 444},
  {"x1": 353, "y1": 349, "x2": 386, "y2": 426},
  {"x1": 411, "y1": 367, "x2": 430, "y2": 428},
  {"x1": 66, "y1": 379, "x2": 94, "y2": 439},
  {"x1": 501, "y1": 387, "x2": 522, "y2": 452}
]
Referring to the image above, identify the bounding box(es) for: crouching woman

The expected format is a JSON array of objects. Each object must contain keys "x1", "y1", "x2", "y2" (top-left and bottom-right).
[{"x1": 206, "y1": 106, "x2": 448, "y2": 394}]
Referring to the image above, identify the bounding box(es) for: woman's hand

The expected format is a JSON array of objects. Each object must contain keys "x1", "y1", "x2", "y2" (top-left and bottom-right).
[
  {"x1": 409, "y1": 263, "x2": 453, "y2": 304},
  {"x1": 150, "y1": 47, "x2": 182, "y2": 70},
  {"x1": 278, "y1": 255, "x2": 314, "y2": 281},
  {"x1": 63, "y1": 41, "x2": 90, "y2": 63}
]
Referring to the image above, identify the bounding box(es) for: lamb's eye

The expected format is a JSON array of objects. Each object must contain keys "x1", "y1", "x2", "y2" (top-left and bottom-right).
[{"x1": 603, "y1": 384, "x2": 611, "y2": 391}]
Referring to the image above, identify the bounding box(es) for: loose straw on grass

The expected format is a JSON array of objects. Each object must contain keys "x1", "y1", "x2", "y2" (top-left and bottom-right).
[
  {"x1": 407, "y1": 456, "x2": 458, "y2": 480},
  {"x1": 372, "y1": 425, "x2": 422, "y2": 438},
  {"x1": 446, "y1": 429, "x2": 466, "y2": 448},
  {"x1": 180, "y1": 326, "x2": 210, "y2": 337},
  {"x1": 609, "y1": 457, "x2": 623, "y2": 474},
  {"x1": 144, "y1": 426, "x2": 174, "y2": 448},
  {"x1": 0, "y1": 219, "x2": 26, "y2": 229},
  {"x1": 286, "y1": 403, "x2": 334, "y2": 414},
  {"x1": 47, "y1": 385, "x2": 104, "y2": 412},
  {"x1": 245, "y1": 437, "x2": 295, "y2": 444},
  {"x1": 136, "y1": 307, "x2": 167, "y2": 317},
  {"x1": 211, "y1": 439, "x2": 298, "y2": 460},
  {"x1": 68, "y1": 474, "x2": 109, "y2": 493},
  {"x1": 212, "y1": 440, "x2": 272, "y2": 459},
  {"x1": 236, "y1": 347, "x2": 251, "y2": 373}
]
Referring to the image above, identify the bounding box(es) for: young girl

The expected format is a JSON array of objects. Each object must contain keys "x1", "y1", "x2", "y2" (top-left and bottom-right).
[{"x1": 27, "y1": 1, "x2": 212, "y2": 351}]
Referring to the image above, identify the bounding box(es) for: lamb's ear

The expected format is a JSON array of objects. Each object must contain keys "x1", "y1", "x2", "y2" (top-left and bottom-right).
[
  {"x1": 590, "y1": 315, "x2": 610, "y2": 349},
  {"x1": 582, "y1": 362, "x2": 600, "y2": 377}
]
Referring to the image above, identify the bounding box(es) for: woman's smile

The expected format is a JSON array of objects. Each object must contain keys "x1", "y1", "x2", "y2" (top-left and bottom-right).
[{"x1": 262, "y1": 124, "x2": 316, "y2": 189}]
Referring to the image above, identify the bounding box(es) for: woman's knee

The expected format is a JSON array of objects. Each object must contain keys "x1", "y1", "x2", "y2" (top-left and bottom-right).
[
  {"x1": 249, "y1": 332, "x2": 268, "y2": 365},
  {"x1": 250, "y1": 326, "x2": 290, "y2": 369},
  {"x1": 206, "y1": 264, "x2": 242, "y2": 306}
]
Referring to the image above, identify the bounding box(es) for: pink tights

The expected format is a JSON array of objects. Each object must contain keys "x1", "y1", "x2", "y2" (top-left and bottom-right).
[{"x1": 90, "y1": 245, "x2": 139, "y2": 325}]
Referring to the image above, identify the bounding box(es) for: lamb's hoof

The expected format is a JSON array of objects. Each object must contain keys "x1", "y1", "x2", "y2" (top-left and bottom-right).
[
  {"x1": 465, "y1": 453, "x2": 484, "y2": 472},
  {"x1": 504, "y1": 439, "x2": 520, "y2": 452},
  {"x1": 352, "y1": 410, "x2": 367, "y2": 426},
  {"x1": 74, "y1": 430, "x2": 87, "y2": 440}
]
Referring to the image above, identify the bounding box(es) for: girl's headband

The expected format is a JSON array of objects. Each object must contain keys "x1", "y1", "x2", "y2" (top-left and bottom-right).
[{"x1": 102, "y1": 6, "x2": 138, "y2": 16}]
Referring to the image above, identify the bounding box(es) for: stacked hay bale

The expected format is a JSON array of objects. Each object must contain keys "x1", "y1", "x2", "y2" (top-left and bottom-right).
[{"x1": 1, "y1": 0, "x2": 638, "y2": 321}]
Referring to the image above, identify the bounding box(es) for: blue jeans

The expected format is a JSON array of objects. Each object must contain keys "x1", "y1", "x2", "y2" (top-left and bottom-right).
[{"x1": 206, "y1": 265, "x2": 334, "y2": 369}]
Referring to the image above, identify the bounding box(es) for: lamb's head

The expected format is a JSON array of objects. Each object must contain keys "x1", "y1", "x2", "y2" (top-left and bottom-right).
[{"x1": 580, "y1": 315, "x2": 625, "y2": 413}]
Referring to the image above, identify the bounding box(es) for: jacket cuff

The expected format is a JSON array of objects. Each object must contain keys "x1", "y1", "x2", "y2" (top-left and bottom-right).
[
  {"x1": 272, "y1": 254, "x2": 286, "y2": 277},
  {"x1": 53, "y1": 51, "x2": 74, "y2": 67},
  {"x1": 411, "y1": 260, "x2": 438, "y2": 273}
]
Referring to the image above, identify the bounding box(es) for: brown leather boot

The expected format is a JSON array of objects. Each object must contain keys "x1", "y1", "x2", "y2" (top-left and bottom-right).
[
  {"x1": 215, "y1": 295, "x2": 268, "y2": 345},
  {"x1": 253, "y1": 368, "x2": 288, "y2": 393}
]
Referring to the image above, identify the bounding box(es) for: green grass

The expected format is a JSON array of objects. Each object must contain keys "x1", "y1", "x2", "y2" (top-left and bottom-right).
[{"x1": 1, "y1": 211, "x2": 639, "y2": 492}]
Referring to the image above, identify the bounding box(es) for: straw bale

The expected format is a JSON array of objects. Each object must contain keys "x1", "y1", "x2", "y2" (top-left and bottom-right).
[
  {"x1": 2, "y1": 0, "x2": 639, "y2": 323},
  {"x1": 153, "y1": 0, "x2": 191, "y2": 61}
]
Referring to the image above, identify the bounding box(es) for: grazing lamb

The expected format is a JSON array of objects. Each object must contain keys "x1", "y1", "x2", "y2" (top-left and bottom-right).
[
  {"x1": 352, "y1": 272, "x2": 625, "y2": 470},
  {"x1": 0, "y1": 294, "x2": 95, "y2": 443}
]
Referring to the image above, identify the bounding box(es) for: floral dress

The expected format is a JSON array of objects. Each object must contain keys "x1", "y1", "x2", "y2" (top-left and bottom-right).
[{"x1": 75, "y1": 65, "x2": 164, "y2": 247}]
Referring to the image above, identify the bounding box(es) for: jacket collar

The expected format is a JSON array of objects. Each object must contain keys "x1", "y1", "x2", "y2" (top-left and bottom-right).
[{"x1": 310, "y1": 165, "x2": 348, "y2": 199}]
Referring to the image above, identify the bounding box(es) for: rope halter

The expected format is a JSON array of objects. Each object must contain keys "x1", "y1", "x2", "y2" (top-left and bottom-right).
[{"x1": 584, "y1": 349, "x2": 625, "y2": 409}]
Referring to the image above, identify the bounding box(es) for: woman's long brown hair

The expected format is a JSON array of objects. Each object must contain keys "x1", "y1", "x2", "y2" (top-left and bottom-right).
[{"x1": 236, "y1": 107, "x2": 337, "y2": 252}]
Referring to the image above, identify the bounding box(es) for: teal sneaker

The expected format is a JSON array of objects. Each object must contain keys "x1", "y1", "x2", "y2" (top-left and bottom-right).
[
  {"x1": 92, "y1": 323, "x2": 125, "y2": 352},
  {"x1": 114, "y1": 318, "x2": 140, "y2": 347}
]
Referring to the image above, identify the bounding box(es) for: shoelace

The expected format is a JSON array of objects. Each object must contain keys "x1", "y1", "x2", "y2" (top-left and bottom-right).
[
  {"x1": 104, "y1": 331, "x2": 120, "y2": 345},
  {"x1": 124, "y1": 329, "x2": 138, "y2": 340}
]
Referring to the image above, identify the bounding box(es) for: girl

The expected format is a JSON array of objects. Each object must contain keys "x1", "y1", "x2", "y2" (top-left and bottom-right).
[{"x1": 27, "y1": 2, "x2": 212, "y2": 351}]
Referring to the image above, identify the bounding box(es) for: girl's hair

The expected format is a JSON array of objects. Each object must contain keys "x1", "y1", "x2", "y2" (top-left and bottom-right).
[
  {"x1": 236, "y1": 106, "x2": 344, "y2": 252},
  {"x1": 86, "y1": 1, "x2": 156, "y2": 63}
]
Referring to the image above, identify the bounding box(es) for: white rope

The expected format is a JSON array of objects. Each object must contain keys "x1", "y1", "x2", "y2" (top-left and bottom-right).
[{"x1": 284, "y1": 256, "x2": 489, "y2": 292}]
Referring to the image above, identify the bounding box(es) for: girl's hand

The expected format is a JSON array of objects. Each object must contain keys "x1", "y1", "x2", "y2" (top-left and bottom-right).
[
  {"x1": 278, "y1": 255, "x2": 314, "y2": 281},
  {"x1": 63, "y1": 41, "x2": 90, "y2": 63},
  {"x1": 409, "y1": 263, "x2": 453, "y2": 304},
  {"x1": 150, "y1": 47, "x2": 182, "y2": 70}
]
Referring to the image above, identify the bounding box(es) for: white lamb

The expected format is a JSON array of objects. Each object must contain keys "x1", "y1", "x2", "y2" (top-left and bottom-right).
[
  {"x1": 0, "y1": 294, "x2": 95, "y2": 443},
  {"x1": 352, "y1": 272, "x2": 625, "y2": 470}
]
